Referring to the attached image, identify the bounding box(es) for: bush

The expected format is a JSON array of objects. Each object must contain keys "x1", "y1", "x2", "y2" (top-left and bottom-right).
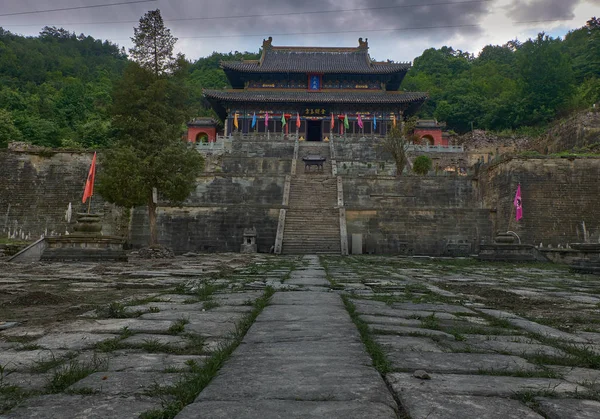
[{"x1": 413, "y1": 155, "x2": 432, "y2": 175}]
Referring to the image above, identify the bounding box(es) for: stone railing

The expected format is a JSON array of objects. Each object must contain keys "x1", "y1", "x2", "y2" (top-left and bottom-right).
[
  {"x1": 211, "y1": 133, "x2": 465, "y2": 153},
  {"x1": 406, "y1": 144, "x2": 464, "y2": 153}
]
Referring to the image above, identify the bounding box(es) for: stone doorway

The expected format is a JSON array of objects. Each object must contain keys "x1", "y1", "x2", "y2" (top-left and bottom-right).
[{"x1": 306, "y1": 120, "x2": 322, "y2": 141}]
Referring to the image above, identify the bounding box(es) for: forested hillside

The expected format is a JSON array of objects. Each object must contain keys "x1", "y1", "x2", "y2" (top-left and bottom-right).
[
  {"x1": 0, "y1": 19, "x2": 598, "y2": 148},
  {"x1": 0, "y1": 27, "x2": 128, "y2": 148},
  {"x1": 403, "y1": 17, "x2": 600, "y2": 134}
]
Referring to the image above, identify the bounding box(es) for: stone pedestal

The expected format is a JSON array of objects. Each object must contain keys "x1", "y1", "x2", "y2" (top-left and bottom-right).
[
  {"x1": 41, "y1": 213, "x2": 127, "y2": 262},
  {"x1": 478, "y1": 244, "x2": 547, "y2": 262},
  {"x1": 241, "y1": 227, "x2": 257, "y2": 254},
  {"x1": 568, "y1": 243, "x2": 600, "y2": 275}
]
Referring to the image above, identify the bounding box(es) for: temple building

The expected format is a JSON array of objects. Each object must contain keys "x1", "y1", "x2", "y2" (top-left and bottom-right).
[{"x1": 204, "y1": 37, "x2": 427, "y2": 141}]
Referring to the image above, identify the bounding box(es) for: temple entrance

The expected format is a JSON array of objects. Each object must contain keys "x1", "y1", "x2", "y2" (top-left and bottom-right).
[{"x1": 306, "y1": 120, "x2": 322, "y2": 141}]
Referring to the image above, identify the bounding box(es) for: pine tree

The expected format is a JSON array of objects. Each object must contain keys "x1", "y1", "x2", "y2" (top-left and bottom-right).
[
  {"x1": 97, "y1": 11, "x2": 203, "y2": 247},
  {"x1": 129, "y1": 9, "x2": 177, "y2": 77}
]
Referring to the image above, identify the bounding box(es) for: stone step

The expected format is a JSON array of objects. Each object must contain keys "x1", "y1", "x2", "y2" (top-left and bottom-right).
[
  {"x1": 281, "y1": 245, "x2": 341, "y2": 254},
  {"x1": 284, "y1": 220, "x2": 339, "y2": 226}
]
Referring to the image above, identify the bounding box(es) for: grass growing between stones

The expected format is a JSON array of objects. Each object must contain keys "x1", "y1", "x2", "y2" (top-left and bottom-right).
[
  {"x1": 168, "y1": 317, "x2": 190, "y2": 335},
  {"x1": 0, "y1": 384, "x2": 35, "y2": 415},
  {"x1": 527, "y1": 336, "x2": 600, "y2": 369},
  {"x1": 46, "y1": 355, "x2": 107, "y2": 393},
  {"x1": 139, "y1": 286, "x2": 275, "y2": 419},
  {"x1": 341, "y1": 295, "x2": 392, "y2": 374},
  {"x1": 98, "y1": 302, "x2": 142, "y2": 319},
  {"x1": 94, "y1": 327, "x2": 133, "y2": 352}
]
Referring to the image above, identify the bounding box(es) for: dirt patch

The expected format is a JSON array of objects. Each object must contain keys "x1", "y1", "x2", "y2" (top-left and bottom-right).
[{"x1": 9, "y1": 291, "x2": 70, "y2": 306}]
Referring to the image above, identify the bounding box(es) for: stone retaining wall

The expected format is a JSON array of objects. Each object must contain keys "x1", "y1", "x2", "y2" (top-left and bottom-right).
[
  {"x1": 481, "y1": 157, "x2": 600, "y2": 247},
  {"x1": 0, "y1": 150, "x2": 125, "y2": 240}
]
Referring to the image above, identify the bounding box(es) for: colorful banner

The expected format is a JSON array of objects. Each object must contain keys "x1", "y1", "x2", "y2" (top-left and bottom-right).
[
  {"x1": 514, "y1": 184, "x2": 523, "y2": 221},
  {"x1": 82, "y1": 152, "x2": 96, "y2": 204}
]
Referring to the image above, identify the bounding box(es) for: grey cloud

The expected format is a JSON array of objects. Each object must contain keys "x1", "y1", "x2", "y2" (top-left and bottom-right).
[
  {"x1": 166, "y1": 0, "x2": 490, "y2": 48},
  {"x1": 506, "y1": 0, "x2": 582, "y2": 21}
]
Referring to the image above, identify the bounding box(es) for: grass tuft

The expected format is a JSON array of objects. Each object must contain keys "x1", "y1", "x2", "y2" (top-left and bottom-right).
[
  {"x1": 341, "y1": 295, "x2": 392, "y2": 374},
  {"x1": 46, "y1": 355, "x2": 107, "y2": 393}
]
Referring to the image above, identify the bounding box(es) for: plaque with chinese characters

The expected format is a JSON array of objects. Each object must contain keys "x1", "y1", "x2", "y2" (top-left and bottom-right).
[
  {"x1": 303, "y1": 108, "x2": 328, "y2": 116},
  {"x1": 308, "y1": 74, "x2": 321, "y2": 91}
]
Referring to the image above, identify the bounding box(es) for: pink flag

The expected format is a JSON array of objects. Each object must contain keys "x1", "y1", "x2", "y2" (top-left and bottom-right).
[
  {"x1": 514, "y1": 184, "x2": 523, "y2": 221},
  {"x1": 264, "y1": 112, "x2": 269, "y2": 127},
  {"x1": 357, "y1": 114, "x2": 364, "y2": 129}
]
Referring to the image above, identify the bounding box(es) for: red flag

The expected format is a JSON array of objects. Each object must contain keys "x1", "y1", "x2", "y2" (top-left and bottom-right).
[
  {"x1": 296, "y1": 112, "x2": 301, "y2": 129},
  {"x1": 82, "y1": 152, "x2": 96, "y2": 204},
  {"x1": 513, "y1": 184, "x2": 522, "y2": 221},
  {"x1": 330, "y1": 113, "x2": 335, "y2": 130}
]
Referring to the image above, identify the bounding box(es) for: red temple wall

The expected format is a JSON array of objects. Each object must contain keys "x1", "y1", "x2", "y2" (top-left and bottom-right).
[
  {"x1": 414, "y1": 128, "x2": 447, "y2": 146},
  {"x1": 187, "y1": 127, "x2": 216, "y2": 143}
]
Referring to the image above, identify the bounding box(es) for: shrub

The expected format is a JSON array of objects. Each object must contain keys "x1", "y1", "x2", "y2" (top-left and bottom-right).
[{"x1": 413, "y1": 155, "x2": 432, "y2": 175}]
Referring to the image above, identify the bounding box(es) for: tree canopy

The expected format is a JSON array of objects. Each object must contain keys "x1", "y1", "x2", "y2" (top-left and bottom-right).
[
  {"x1": 403, "y1": 18, "x2": 600, "y2": 133},
  {"x1": 96, "y1": 11, "x2": 204, "y2": 246}
]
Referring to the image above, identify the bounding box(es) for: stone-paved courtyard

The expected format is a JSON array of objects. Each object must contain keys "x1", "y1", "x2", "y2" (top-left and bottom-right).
[{"x1": 1, "y1": 254, "x2": 599, "y2": 418}]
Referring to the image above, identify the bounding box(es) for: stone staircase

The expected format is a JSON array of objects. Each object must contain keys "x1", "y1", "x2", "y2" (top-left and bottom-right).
[{"x1": 282, "y1": 143, "x2": 341, "y2": 254}]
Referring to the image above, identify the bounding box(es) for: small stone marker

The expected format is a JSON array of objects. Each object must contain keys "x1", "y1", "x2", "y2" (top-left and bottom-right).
[
  {"x1": 0, "y1": 321, "x2": 19, "y2": 330},
  {"x1": 413, "y1": 370, "x2": 431, "y2": 380}
]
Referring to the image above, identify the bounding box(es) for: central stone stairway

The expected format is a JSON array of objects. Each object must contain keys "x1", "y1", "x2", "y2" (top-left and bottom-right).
[{"x1": 282, "y1": 142, "x2": 341, "y2": 254}]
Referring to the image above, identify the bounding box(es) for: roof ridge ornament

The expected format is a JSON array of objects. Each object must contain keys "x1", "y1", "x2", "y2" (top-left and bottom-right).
[
  {"x1": 262, "y1": 36, "x2": 273, "y2": 50},
  {"x1": 358, "y1": 38, "x2": 368, "y2": 49}
]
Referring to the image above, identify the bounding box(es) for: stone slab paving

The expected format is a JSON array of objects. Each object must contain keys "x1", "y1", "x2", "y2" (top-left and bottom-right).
[
  {"x1": 67, "y1": 371, "x2": 178, "y2": 395},
  {"x1": 0, "y1": 349, "x2": 70, "y2": 372},
  {"x1": 389, "y1": 352, "x2": 539, "y2": 374},
  {"x1": 320, "y1": 255, "x2": 600, "y2": 418},
  {"x1": 75, "y1": 350, "x2": 207, "y2": 372},
  {"x1": 375, "y1": 335, "x2": 445, "y2": 353},
  {"x1": 3, "y1": 395, "x2": 161, "y2": 419},
  {"x1": 177, "y1": 255, "x2": 398, "y2": 419},
  {"x1": 398, "y1": 391, "x2": 544, "y2": 419},
  {"x1": 537, "y1": 398, "x2": 600, "y2": 419},
  {"x1": 1, "y1": 254, "x2": 284, "y2": 418},
  {"x1": 4, "y1": 254, "x2": 600, "y2": 418},
  {"x1": 176, "y1": 400, "x2": 397, "y2": 419},
  {"x1": 478, "y1": 309, "x2": 590, "y2": 343},
  {"x1": 386, "y1": 372, "x2": 586, "y2": 397},
  {"x1": 33, "y1": 332, "x2": 119, "y2": 350}
]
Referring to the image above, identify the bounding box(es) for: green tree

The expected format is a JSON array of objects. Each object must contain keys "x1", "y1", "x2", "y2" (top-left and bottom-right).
[
  {"x1": 129, "y1": 9, "x2": 177, "y2": 76},
  {"x1": 516, "y1": 33, "x2": 575, "y2": 125},
  {"x1": 382, "y1": 126, "x2": 409, "y2": 176},
  {"x1": 0, "y1": 109, "x2": 21, "y2": 147},
  {"x1": 97, "y1": 13, "x2": 204, "y2": 247},
  {"x1": 412, "y1": 155, "x2": 432, "y2": 175}
]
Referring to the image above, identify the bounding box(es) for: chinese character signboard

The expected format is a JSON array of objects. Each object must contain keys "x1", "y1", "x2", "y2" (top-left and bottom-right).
[
  {"x1": 303, "y1": 108, "x2": 328, "y2": 116},
  {"x1": 308, "y1": 74, "x2": 321, "y2": 91}
]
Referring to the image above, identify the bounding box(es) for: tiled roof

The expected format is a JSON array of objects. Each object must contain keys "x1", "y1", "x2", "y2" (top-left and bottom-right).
[
  {"x1": 222, "y1": 52, "x2": 409, "y2": 74},
  {"x1": 203, "y1": 89, "x2": 427, "y2": 104},
  {"x1": 221, "y1": 38, "x2": 410, "y2": 74}
]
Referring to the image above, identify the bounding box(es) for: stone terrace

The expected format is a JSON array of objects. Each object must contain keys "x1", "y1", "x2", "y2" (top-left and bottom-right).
[{"x1": 1, "y1": 255, "x2": 599, "y2": 418}]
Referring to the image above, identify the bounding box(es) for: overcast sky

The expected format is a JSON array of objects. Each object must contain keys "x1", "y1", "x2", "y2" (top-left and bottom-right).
[{"x1": 1, "y1": 0, "x2": 599, "y2": 63}]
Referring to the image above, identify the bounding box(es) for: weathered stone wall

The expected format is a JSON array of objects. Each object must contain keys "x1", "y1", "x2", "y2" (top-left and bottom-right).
[
  {"x1": 343, "y1": 176, "x2": 491, "y2": 255},
  {"x1": 0, "y1": 150, "x2": 125, "y2": 240},
  {"x1": 131, "y1": 207, "x2": 280, "y2": 253},
  {"x1": 480, "y1": 157, "x2": 600, "y2": 247},
  {"x1": 128, "y1": 138, "x2": 293, "y2": 252},
  {"x1": 3, "y1": 141, "x2": 597, "y2": 256}
]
